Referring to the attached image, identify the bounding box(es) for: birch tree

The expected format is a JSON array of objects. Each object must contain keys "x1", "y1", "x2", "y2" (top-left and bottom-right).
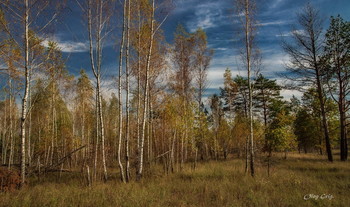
[
  {"x1": 117, "y1": 0, "x2": 127, "y2": 183},
  {"x1": 125, "y1": 0, "x2": 132, "y2": 182},
  {"x1": 235, "y1": 0, "x2": 259, "y2": 176},
  {"x1": 85, "y1": 0, "x2": 112, "y2": 181},
  {"x1": 137, "y1": 0, "x2": 155, "y2": 180},
  {"x1": 0, "y1": 0, "x2": 65, "y2": 186}
]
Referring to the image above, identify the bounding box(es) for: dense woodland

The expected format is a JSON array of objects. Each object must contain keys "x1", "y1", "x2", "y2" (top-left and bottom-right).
[{"x1": 0, "y1": 0, "x2": 349, "y2": 192}]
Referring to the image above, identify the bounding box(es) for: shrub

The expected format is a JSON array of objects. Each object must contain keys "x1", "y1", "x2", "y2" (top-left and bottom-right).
[{"x1": 0, "y1": 167, "x2": 21, "y2": 192}]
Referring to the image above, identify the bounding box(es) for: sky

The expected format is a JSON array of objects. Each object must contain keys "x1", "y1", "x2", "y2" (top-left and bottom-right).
[{"x1": 45, "y1": 0, "x2": 350, "y2": 102}]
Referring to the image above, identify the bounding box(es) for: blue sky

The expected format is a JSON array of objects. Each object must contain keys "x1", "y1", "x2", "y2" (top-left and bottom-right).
[{"x1": 50, "y1": 0, "x2": 350, "y2": 100}]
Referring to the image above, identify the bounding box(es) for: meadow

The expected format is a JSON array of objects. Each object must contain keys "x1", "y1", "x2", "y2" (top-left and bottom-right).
[{"x1": 0, "y1": 152, "x2": 349, "y2": 207}]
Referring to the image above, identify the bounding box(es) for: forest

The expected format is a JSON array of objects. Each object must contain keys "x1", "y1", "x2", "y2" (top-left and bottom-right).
[{"x1": 0, "y1": 0, "x2": 349, "y2": 206}]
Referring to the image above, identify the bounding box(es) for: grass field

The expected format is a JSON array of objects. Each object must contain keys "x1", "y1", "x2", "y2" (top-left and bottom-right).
[{"x1": 0, "y1": 153, "x2": 349, "y2": 207}]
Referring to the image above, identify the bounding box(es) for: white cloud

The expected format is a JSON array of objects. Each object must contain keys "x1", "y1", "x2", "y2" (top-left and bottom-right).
[
  {"x1": 173, "y1": 0, "x2": 199, "y2": 14},
  {"x1": 280, "y1": 89, "x2": 303, "y2": 100},
  {"x1": 271, "y1": 0, "x2": 284, "y2": 9},
  {"x1": 275, "y1": 29, "x2": 305, "y2": 37},
  {"x1": 211, "y1": 54, "x2": 239, "y2": 67},
  {"x1": 186, "y1": 1, "x2": 228, "y2": 32},
  {"x1": 206, "y1": 65, "x2": 246, "y2": 89},
  {"x1": 275, "y1": 33, "x2": 291, "y2": 37},
  {"x1": 41, "y1": 37, "x2": 89, "y2": 53},
  {"x1": 215, "y1": 47, "x2": 228, "y2": 51},
  {"x1": 262, "y1": 52, "x2": 289, "y2": 74},
  {"x1": 207, "y1": 69, "x2": 225, "y2": 88},
  {"x1": 235, "y1": 12, "x2": 245, "y2": 17},
  {"x1": 256, "y1": 20, "x2": 288, "y2": 27}
]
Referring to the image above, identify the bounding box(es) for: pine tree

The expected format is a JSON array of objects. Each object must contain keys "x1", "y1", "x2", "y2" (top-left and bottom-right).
[{"x1": 323, "y1": 15, "x2": 350, "y2": 161}]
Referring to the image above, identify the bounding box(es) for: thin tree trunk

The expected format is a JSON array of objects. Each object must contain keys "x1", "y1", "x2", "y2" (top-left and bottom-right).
[
  {"x1": 180, "y1": 133, "x2": 184, "y2": 169},
  {"x1": 27, "y1": 72, "x2": 32, "y2": 167},
  {"x1": 117, "y1": 0, "x2": 127, "y2": 183},
  {"x1": 96, "y1": 0, "x2": 108, "y2": 182},
  {"x1": 310, "y1": 13, "x2": 333, "y2": 162},
  {"x1": 245, "y1": 0, "x2": 254, "y2": 177},
  {"x1": 124, "y1": 0, "x2": 131, "y2": 182},
  {"x1": 263, "y1": 93, "x2": 268, "y2": 150},
  {"x1": 319, "y1": 118, "x2": 323, "y2": 155},
  {"x1": 50, "y1": 83, "x2": 55, "y2": 166},
  {"x1": 1, "y1": 100, "x2": 6, "y2": 165},
  {"x1": 315, "y1": 67, "x2": 333, "y2": 162},
  {"x1": 137, "y1": 0, "x2": 155, "y2": 180},
  {"x1": 340, "y1": 103, "x2": 347, "y2": 161},
  {"x1": 82, "y1": 103, "x2": 86, "y2": 160},
  {"x1": 94, "y1": 94, "x2": 99, "y2": 181},
  {"x1": 87, "y1": 0, "x2": 99, "y2": 181},
  {"x1": 338, "y1": 74, "x2": 347, "y2": 161},
  {"x1": 136, "y1": 0, "x2": 141, "y2": 171},
  {"x1": 97, "y1": 79, "x2": 107, "y2": 181},
  {"x1": 8, "y1": 77, "x2": 13, "y2": 169},
  {"x1": 20, "y1": 0, "x2": 30, "y2": 186},
  {"x1": 170, "y1": 130, "x2": 176, "y2": 173},
  {"x1": 87, "y1": 0, "x2": 109, "y2": 182},
  {"x1": 214, "y1": 131, "x2": 218, "y2": 160},
  {"x1": 148, "y1": 92, "x2": 153, "y2": 163}
]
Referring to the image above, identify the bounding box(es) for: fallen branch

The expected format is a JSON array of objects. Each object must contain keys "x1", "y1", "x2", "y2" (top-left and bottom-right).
[
  {"x1": 44, "y1": 145, "x2": 86, "y2": 172},
  {"x1": 28, "y1": 145, "x2": 86, "y2": 175},
  {"x1": 150, "y1": 150, "x2": 171, "y2": 162},
  {"x1": 44, "y1": 169, "x2": 73, "y2": 173}
]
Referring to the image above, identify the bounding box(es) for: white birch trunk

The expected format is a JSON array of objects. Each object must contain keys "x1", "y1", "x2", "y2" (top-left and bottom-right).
[
  {"x1": 117, "y1": 0, "x2": 127, "y2": 183},
  {"x1": 8, "y1": 77, "x2": 14, "y2": 169},
  {"x1": 87, "y1": 0, "x2": 108, "y2": 181},
  {"x1": 244, "y1": 0, "x2": 255, "y2": 177},
  {"x1": 125, "y1": 0, "x2": 131, "y2": 182},
  {"x1": 97, "y1": 0, "x2": 108, "y2": 182},
  {"x1": 137, "y1": 0, "x2": 155, "y2": 180},
  {"x1": 20, "y1": 0, "x2": 30, "y2": 185}
]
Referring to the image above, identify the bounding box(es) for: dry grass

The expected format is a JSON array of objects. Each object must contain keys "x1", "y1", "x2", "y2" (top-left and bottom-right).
[{"x1": 0, "y1": 153, "x2": 349, "y2": 207}]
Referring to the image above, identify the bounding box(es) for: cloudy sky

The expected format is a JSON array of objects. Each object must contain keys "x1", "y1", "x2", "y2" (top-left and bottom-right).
[{"x1": 52, "y1": 0, "x2": 350, "y2": 101}]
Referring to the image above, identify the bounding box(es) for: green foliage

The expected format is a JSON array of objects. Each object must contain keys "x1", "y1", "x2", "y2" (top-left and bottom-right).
[
  {"x1": 324, "y1": 15, "x2": 350, "y2": 76},
  {"x1": 289, "y1": 95, "x2": 301, "y2": 115},
  {"x1": 323, "y1": 15, "x2": 350, "y2": 160},
  {"x1": 221, "y1": 68, "x2": 237, "y2": 114},
  {"x1": 301, "y1": 88, "x2": 339, "y2": 146},
  {"x1": 292, "y1": 88, "x2": 340, "y2": 154},
  {"x1": 254, "y1": 74, "x2": 282, "y2": 125},
  {"x1": 232, "y1": 75, "x2": 249, "y2": 116},
  {"x1": 294, "y1": 108, "x2": 321, "y2": 152},
  {"x1": 220, "y1": 72, "x2": 250, "y2": 117},
  {"x1": 266, "y1": 108, "x2": 297, "y2": 153}
]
